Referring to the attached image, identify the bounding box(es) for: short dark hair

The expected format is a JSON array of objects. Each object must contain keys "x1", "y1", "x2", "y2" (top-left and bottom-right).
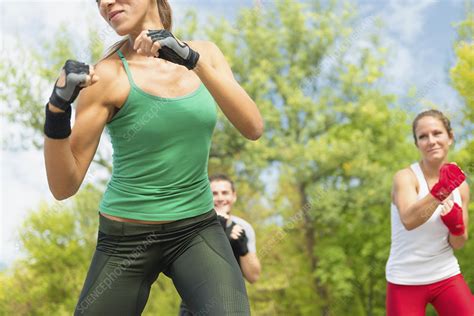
[{"x1": 209, "y1": 174, "x2": 235, "y2": 192}]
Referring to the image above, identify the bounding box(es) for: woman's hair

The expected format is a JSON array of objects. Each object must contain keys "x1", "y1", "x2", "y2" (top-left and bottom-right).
[
  {"x1": 412, "y1": 109, "x2": 453, "y2": 144},
  {"x1": 100, "y1": 0, "x2": 173, "y2": 60}
]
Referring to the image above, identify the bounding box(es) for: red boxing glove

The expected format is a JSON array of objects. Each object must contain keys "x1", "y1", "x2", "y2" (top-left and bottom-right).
[
  {"x1": 441, "y1": 203, "x2": 465, "y2": 236},
  {"x1": 430, "y1": 163, "x2": 466, "y2": 201}
]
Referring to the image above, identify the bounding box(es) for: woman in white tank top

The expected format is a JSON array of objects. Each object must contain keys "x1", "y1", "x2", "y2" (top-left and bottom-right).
[{"x1": 385, "y1": 110, "x2": 473, "y2": 315}]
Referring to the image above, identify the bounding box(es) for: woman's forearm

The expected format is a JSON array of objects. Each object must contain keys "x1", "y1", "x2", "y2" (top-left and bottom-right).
[
  {"x1": 401, "y1": 194, "x2": 440, "y2": 230},
  {"x1": 193, "y1": 61, "x2": 263, "y2": 140},
  {"x1": 448, "y1": 233, "x2": 467, "y2": 250},
  {"x1": 44, "y1": 105, "x2": 81, "y2": 200}
]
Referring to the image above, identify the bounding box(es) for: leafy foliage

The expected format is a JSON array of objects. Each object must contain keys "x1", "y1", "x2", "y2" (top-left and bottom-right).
[{"x1": 1, "y1": 1, "x2": 473, "y2": 315}]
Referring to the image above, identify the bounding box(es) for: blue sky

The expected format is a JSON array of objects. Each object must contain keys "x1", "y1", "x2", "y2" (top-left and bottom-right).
[{"x1": 0, "y1": 0, "x2": 470, "y2": 268}]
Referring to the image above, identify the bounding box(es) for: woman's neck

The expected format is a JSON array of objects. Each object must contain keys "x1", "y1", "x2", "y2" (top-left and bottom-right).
[
  {"x1": 419, "y1": 158, "x2": 446, "y2": 180},
  {"x1": 119, "y1": 39, "x2": 180, "y2": 73},
  {"x1": 127, "y1": 20, "x2": 164, "y2": 47}
]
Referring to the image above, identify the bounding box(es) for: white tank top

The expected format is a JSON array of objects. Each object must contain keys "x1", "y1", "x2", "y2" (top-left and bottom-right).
[{"x1": 385, "y1": 162, "x2": 461, "y2": 285}]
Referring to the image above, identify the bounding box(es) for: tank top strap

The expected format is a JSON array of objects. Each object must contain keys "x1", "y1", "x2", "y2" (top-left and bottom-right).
[
  {"x1": 410, "y1": 162, "x2": 429, "y2": 197},
  {"x1": 117, "y1": 50, "x2": 137, "y2": 88}
]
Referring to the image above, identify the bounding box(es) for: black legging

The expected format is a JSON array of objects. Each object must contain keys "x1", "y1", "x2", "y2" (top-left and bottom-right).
[
  {"x1": 179, "y1": 220, "x2": 245, "y2": 316},
  {"x1": 74, "y1": 210, "x2": 250, "y2": 315}
]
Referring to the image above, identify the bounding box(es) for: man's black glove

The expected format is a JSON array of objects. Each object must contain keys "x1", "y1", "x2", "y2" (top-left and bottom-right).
[{"x1": 225, "y1": 222, "x2": 249, "y2": 257}]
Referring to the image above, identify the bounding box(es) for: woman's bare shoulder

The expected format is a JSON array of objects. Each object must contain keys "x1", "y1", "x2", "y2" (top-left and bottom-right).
[
  {"x1": 80, "y1": 52, "x2": 130, "y2": 113},
  {"x1": 186, "y1": 40, "x2": 220, "y2": 60},
  {"x1": 186, "y1": 40, "x2": 232, "y2": 73},
  {"x1": 93, "y1": 53, "x2": 123, "y2": 81},
  {"x1": 186, "y1": 40, "x2": 215, "y2": 49},
  {"x1": 391, "y1": 167, "x2": 419, "y2": 202},
  {"x1": 393, "y1": 167, "x2": 417, "y2": 185}
]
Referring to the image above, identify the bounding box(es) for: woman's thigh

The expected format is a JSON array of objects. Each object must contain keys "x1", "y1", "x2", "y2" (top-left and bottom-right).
[
  {"x1": 386, "y1": 282, "x2": 428, "y2": 316},
  {"x1": 166, "y1": 223, "x2": 250, "y2": 316},
  {"x1": 74, "y1": 232, "x2": 161, "y2": 316},
  {"x1": 431, "y1": 274, "x2": 474, "y2": 316}
]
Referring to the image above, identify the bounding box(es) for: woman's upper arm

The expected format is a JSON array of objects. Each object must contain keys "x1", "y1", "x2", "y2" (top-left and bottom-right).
[
  {"x1": 460, "y1": 181, "x2": 470, "y2": 235},
  {"x1": 392, "y1": 169, "x2": 418, "y2": 221},
  {"x1": 206, "y1": 41, "x2": 235, "y2": 80},
  {"x1": 69, "y1": 62, "x2": 112, "y2": 182}
]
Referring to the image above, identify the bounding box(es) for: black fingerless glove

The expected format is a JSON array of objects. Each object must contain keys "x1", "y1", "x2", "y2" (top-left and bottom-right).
[
  {"x1": 147, "y1": 30, "x2": 200, "y2": 70},
  {"x1": 44, "y1": 60, "x2": 89, "y2": 139},
  {"x1": 49, "y1": 60, "x2": 90, "y2": 110},
  {"x1": 225, "y1": 222, "x2": 249, "y2": 258},
  {"x1": 232, "y1": 230, "x2": 249, "y2": 257}
]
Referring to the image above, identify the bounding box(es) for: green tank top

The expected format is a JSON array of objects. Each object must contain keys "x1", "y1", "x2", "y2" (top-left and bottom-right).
[{"x1": 99, "y1": 50, "x2": 217, "y2": 221}]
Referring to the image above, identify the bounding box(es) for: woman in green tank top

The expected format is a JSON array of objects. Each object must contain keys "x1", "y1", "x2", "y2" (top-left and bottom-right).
[{"x1": 43, "y1": 0, "x2": 263, "y2": 314}]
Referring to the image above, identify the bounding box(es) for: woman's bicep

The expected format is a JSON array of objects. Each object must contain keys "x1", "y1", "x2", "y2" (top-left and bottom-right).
[
  {"x1": 392, "y1": 170, "x2": 418, "y2": 216},
  {"x1": 69, "y1": 87, "x2": 110, "y2": 181}
]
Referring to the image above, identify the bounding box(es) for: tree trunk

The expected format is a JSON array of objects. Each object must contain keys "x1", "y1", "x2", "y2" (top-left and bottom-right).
[{"x1": 298, "y1": 183, "x2": 330, "y2": 316}]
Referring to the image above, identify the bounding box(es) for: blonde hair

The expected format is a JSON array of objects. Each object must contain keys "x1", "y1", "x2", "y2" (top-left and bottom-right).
[{"x1": 101, "y1": 0, "x2": 173, "y2": 60}]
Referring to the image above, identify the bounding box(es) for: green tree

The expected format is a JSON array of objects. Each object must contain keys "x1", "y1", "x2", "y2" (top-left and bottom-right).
[
  {"x1": 205, "y1": 1, "x2": 416, "y2": 314},
  {"x1": 450, "y1": 5, "x2": 474, "y2": 293},
  {"x1": 451, "y1": 16, "x2": 474, "y2": 171},
  {"x1": 3, "y1": 1, "x2": 460, "y2": 315},
  {"x1": 0, "y1": 185, "x2": 100, "y2": 315}
]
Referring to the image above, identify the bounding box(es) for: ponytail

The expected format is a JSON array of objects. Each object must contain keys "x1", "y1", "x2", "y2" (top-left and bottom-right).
[{"x1": 158, "y1": 0, "x2": 173, "y2": 31}]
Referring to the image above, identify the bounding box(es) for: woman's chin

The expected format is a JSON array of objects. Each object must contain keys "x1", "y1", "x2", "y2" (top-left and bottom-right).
[
  {"x1": 115, "y1": 28, "x2": 129, "y2": 36},
  {"x1": 424, "y1": 153, "x2": 446, "y2": 163}
]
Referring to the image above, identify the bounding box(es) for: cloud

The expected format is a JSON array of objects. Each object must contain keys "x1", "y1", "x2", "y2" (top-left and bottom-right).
[
  {"x1": 384, "y1": 0, "x2": 436, "y2": 44},
  {"x1": 383, "y1": 40, "x2": 416, "y2": 94},
  {"x1": 1, "y1": 148, "x2": 51, "y2": 265},
  {"x1": 1, "y1": 1, "x2": 99, "y2": 54},
  {"x1": 378, "y1": 0, "x2": 463, "y2": 116}
]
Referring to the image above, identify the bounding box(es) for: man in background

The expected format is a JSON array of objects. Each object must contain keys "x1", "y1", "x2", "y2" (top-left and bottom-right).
[
  {"x1": 210, "y1": 174, "x2": 261, "y2": 283},
  {"x1": 178, "y1": 174, "x2": 261, "y2": 315}
]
